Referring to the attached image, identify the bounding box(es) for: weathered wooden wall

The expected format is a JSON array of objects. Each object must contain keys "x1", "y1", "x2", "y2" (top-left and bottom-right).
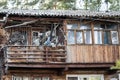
[
  {"x1": 0, "y1": 51, "x2": 2, "y2": 80},
  {"x1": 67, "y1": 45, "x2": 120, "y2": 63},
  {"x1": 2, "y1": 69, "x2": 115, "y2": 80},
  {"x1": 0, "y1": 49, "x2": 4, "y2": 80}
]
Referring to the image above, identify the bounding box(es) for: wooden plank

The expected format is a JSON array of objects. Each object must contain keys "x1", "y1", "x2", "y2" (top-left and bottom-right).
[
  {"x1": 107, "y1": 46, "x2": 111, "y2": 62},
  {"x1": 5, "y1": 20, "x2": 38, "y2": 29},
  {"x1": 90, "y1": 45, "x2": 93, "y2": 62},
  {"x1": 72, "y1": 46, "x2": 76, "y2": 62},
  {"x1": 6, "y1": 63, "x2": 114, "y2": 68},
  {"x1": 76, "y1": 45, "x2": 79, "y2": 62},
  {"x1": 7, "y1": 50, "x2": 65, "y2": 52},
  {"x1": 118, "y1": 46, "x2": 120, "y2": 59},
  {"x1": 115, "y1": 46, "x2": 119, "y2": 61},
  {"x1": 85, "y1": 46, "x2": 89, "y2": 62},
  {"x1": 77, "y1": 45, "x2": 80, "y2": 62},
  {"x1": 8, "y1": 57, "x2": 66, "y2": 59},
  {"x1": 63, "y1": 20, "x2": 67, "y2": 45},
  {"x1": 97, "y1": 45, "x2": 101, "y2": 62}
]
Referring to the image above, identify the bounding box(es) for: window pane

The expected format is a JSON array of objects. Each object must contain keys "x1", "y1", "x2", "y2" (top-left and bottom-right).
[
  {"x1": 100, "y1": 24, "x2": 106, "y2": 29},
  {"x1": 34, "y1": 77, "x2": 41, "y2": 80},
  {"x1": 67, "y1": 75, "x2": 103, "y2": 80},
  {"x1": 42, "y1": 77, "x2": 49, "y2": 80},
  {"x1": 23, "y1": 77, "x2": 29, "y2": 80},
  {"x1": 94, "y1": 31, "x2": 102, "y2": 44},
  {"x1": 89, "y1": 76, "x2": 101, "y2": 80},
  {"x1": 83, "y1": 77, "x2": 88, "y2": 80},
  {"x1": 111, "y1": 31, "x2": 119, "y2": 44},
  {"x1": 32, "y1": 32, "x2": 40, "y2": 46},
  {"x1": 67, "y1": 24, "x2": 78, "y2": 29},
  {"x1": 67, "y1": 31, "x2": 75, "y2": 44},
  {"x1": 68, "y1": 77, "x2": 78, "y2": 80},
  {"x1": 80, "y1": 24, "x2": 91, "y2": 29},
  {"x1": 94, "y1": 24, "x2": 103, "y2": 30},
  {"x1": 13, "y1": 76, "x2": 22, "y2": 80},
  {"x1": 84, "y1": 31, "x2": 92, "y2": 44},
  {"x1": 104, "y1": 31, "x2": 110, "y2": 44},
  {"x1": 107, "y1": 24, "x2": 117, "y2": 29},
  {"x1": 76, "y1": 32, "x2": 83, "y2": 44}
]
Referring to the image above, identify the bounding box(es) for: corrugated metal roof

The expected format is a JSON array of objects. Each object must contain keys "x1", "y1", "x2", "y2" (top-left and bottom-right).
[{"x1": 0, "y1": 9, "x2": 120, "y2": 17}]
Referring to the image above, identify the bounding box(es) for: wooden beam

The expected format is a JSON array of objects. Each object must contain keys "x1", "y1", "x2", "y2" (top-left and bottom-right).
[
  {"x1": 94, "y1": 18, "x2": 120, "y2": 23},
  {"x1": 91, "y1": 22, "x2": 94, "y2": 44},
  {"x1": 8, "y1": 17, "x2": 64, "y2": 22},
  {"x1": 73, "y1": 17, "x2": 120, "y2": 23},
  {"x1": 5, "y1": 63, "x2": 114, "y2": 68},
  {"x1": 8, "y1": 17, "x2": 38, "y2": 21},
  {"x1": 63, "y1": 20, "x2": 67, "y2": 45},
  {"x1": 5, "y1": 20, "x2": 38, "y2": 29}
]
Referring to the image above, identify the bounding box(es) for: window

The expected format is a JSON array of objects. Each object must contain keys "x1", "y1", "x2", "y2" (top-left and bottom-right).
[
  {"x1": 76, "y1": 31, "x2": 83, "y2": 44},
  {"x1": 66, "y1": 22, "x2": 119, "y2": 45},
  {"x1": 32, "y1": 31, "x2": 41, "y2": 46},
  {"x1": 68, "y1": 30, "x2": 75, "y2": 44},
  {"x1": 94, "y1": 23, "x2": 119, "y2": 44},
  {"x1": 32, "y1": 31, "x2": 45, "y2": 46},
  {"x1": 67, "y1": 24, "x2": 77, "y2": 44},
  {"x1": 81, "y1": 24, "x2": 92, "y2": 44},
  {"x1": 103, "y1": 31, "x2": 110, "y2": 44},
  {"x1": 23, "y1": 77, "x2": 30, "y2": 80},
  {"x1": 42, "y1": 77, "x2": 49, "y2": 80},
  {"x1": 12, "y1": 76, "x2": 30, "y2": 80},
  {"x1": 12, "y1": 76, "x2": 50, "y2": 80},
  {"x1": 67, "y1": 23, "x2": 92, "y2": 44},
  {"x1": 34, "y1": 77, "x2": 49, "y2": 80},
  {"x1": 84, "y1": 30, "x2": 92, "y2": 44},
  {"x1": 94, "y1": 24, "x2": 102, "y2": 44},
  {"x1": 12, "y1": 76, "x2": 22, "y2": 80},
  {"x1": 67, "y1": 75, "x2": 104, "y2": 80},
  {"x1": 111, "y1": 31, "x2": 119, "y2": 44},
  {"x1": 68, "y1": 77, "x2": 78, "y2": 80}
]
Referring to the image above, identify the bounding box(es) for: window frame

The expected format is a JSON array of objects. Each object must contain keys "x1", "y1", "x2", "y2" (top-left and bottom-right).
[
  {"x1": 12, "y1": 75, "x2": 51, "y2": 80},
  {"x1": 66, "y1": 21, "x2": 119, "y2": 45},
  {"x1": 93, "y1": 23, "x2": 119, "y2": 45},
  {"x1": 66, "y1": 74, "x2": 104, "y2": 80},
  {"x1": 66, "y1": 21, "x2": 92, "y2": 45}
]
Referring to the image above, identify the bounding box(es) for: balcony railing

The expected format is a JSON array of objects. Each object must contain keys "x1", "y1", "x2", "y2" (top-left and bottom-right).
[{"x1": 6, "y1": 45, "x2": 66, "y2": 63}]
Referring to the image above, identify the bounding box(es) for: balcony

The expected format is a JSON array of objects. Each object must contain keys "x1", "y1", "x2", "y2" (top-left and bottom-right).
[
  {"x1": 6, "y1": 45, "x2": 66, "y2": 63},
  {"x1": 4, "y1": 45, "x2": 117, "y2": 69}
]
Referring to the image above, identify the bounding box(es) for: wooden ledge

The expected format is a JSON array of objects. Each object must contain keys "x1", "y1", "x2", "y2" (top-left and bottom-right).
[{"x1": 5, "y1": 63, "x2": 114, "y2": 69}]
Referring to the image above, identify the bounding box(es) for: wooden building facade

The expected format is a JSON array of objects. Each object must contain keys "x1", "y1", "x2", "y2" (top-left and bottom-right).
[{"x1": 0, "y1": 9, "x2": 120, "y2": 80}]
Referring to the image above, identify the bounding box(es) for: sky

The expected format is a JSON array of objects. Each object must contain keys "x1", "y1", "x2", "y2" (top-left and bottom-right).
[{"x1": 76, "y1": 0, "x2": 110, "y2": 11}]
